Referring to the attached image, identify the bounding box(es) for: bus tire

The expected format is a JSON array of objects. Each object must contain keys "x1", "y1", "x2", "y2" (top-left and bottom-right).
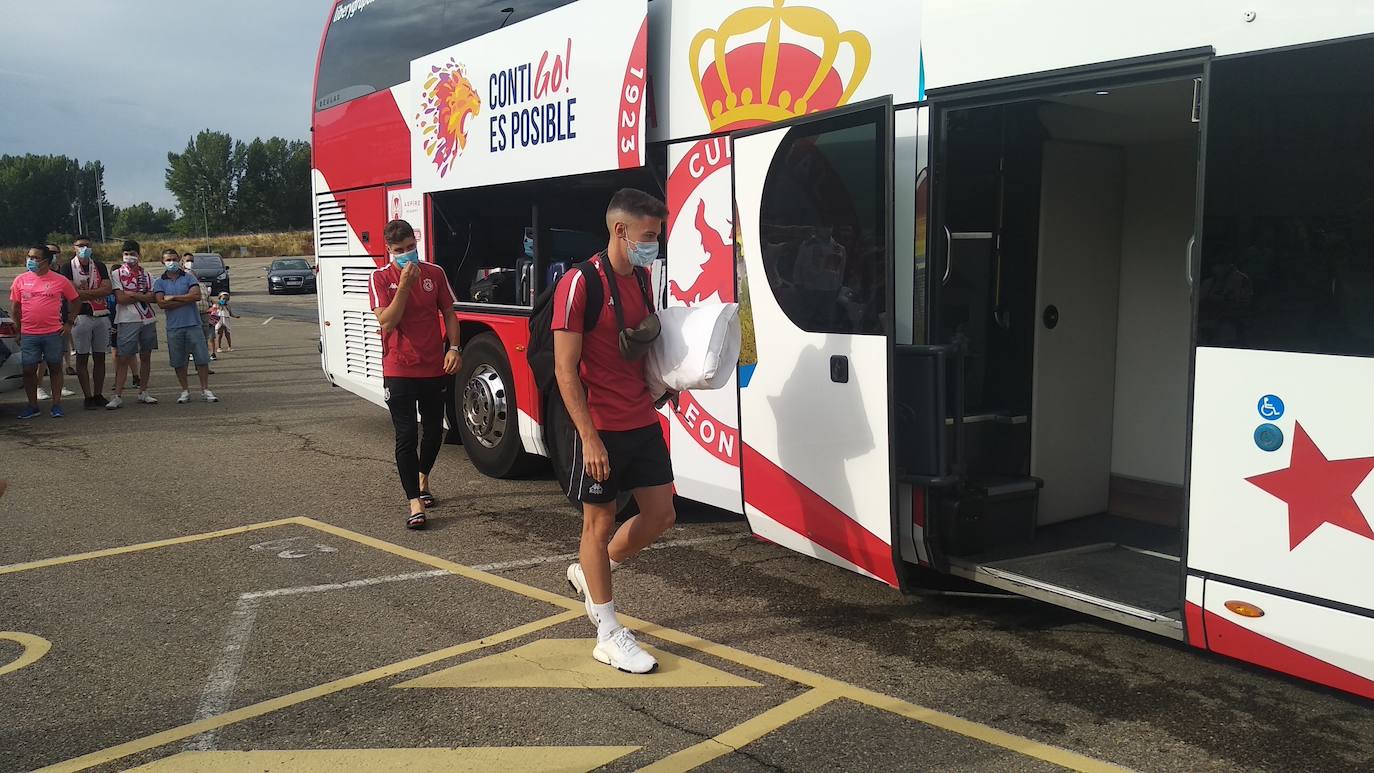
[
  {"x1": 544, "y1": 393, "x2": 638, "y2": 518},
  {"x1": 455, "y1": 333, "x2": 537, "y2": 478}
]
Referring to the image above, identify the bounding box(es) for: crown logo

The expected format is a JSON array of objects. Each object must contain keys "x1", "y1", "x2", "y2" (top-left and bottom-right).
[{"x1": 690, "y1": 0, "x2": 871, "y2": 132}]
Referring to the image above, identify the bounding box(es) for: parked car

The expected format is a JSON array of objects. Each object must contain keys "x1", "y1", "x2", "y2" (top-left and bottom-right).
[
  {"x1": 189, "y1": 253, "x2": 230, "y2": 295},
  {"x1": 0, "y1": 307, "x2": 22, "y2": 395},
  {"x1": 266, "y1": 258, "x2": 317, "y2": 295}
]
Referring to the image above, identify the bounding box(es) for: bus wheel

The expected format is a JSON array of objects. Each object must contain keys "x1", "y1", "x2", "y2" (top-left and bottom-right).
[
  {"x1": 455, "y1": 333, "x2": 536, "y2": 478},
  {"x1": 544, "y1": 393, "x2": 638, "y2": 517}
]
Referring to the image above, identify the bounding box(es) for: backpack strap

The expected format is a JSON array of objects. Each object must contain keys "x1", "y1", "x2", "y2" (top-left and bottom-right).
[{"x1": 577, "y1": 255, "x2": 605, "y2": 333}]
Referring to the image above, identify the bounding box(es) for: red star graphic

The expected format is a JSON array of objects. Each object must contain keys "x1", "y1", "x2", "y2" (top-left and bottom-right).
[{"x1": 1246, "y1": 421, "x2": 1374, "y2": 550}]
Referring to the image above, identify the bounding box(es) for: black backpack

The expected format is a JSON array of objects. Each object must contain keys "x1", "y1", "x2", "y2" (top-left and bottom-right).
[{"x1": 527, "y1": 255, "x2": 652, "y2": 395}]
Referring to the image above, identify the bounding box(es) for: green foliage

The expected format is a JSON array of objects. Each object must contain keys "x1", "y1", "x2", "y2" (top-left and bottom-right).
[
  {"x1": 0, "y1": 230, "x2": 313, "y2": 266},
  {"x1": 112, "y1": 202, "x2": 176, "y2": 238},
  {"x1": 0, "y1": 156, "x2": 113, "y2": 245}
]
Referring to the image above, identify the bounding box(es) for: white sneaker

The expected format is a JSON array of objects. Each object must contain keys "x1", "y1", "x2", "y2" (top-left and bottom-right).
[
  {"x1": 105, "y1": 394, "x2": 124, "y2": 410},
  {"x1": 137, "y1": 392, "x2": 158, "y2": 404},
  {"x1": 202, "y1": 389, "x2": 218, "y2": 403},
  {"x1": 60, "y1": 386, "x2": 75, "y2": 397},
  {"x1": 593, "y1": 627, "x2": 657, "y2": 674},
  {"x1": 36, "y1": 387, "x2": 50, "y2": 400},
  {"x1": 566, "y1": 563, "x2": 596, "y2": 627},
  {"x1": 177, "y1": 390, "x2": 190, "y2": 404}
]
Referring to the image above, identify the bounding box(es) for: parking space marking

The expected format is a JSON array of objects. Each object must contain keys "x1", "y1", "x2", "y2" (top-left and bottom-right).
[
  {"x1": 128, "y1": 746, "x2": 642, "y2": 772},
  {"x1": 395, "y1": 638, "x2": 761, "y2": 690},
  {"x1": 0, "y1": 519, "x2": 299, "y2": 576},
  {"x1": 39, "y1": 611, "x2": 582, "y2": 773},
  {"x1": 468, "y1": 532, "x2": 746, "y2": 573},
  {"x1": 189, "y1": 568, "x2": 457, "y2": 750},
  {"x1": 18, "y1": 517, "x2": 1131, "y2": 772},
  {"x1": 0, "y1": 631, "x2": 51, "y2": 677},
  {"x1": 639, "y1": 688, "x2": 836, "y2": 772}
]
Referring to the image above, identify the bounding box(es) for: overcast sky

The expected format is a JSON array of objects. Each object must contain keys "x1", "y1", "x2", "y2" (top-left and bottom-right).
[{"x1": 0, "y1": 1, "x2": 328, "y2": 211}]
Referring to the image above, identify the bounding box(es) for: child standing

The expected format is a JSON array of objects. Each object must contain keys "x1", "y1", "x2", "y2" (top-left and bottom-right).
[{"x1": 215, "y1": 292, "x2": 241, "y2": 352}]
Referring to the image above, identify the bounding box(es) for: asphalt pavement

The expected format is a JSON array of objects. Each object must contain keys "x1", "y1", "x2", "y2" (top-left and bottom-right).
[{"x1": 1, "y1": 256, "x2": 1372, "y2": 772}]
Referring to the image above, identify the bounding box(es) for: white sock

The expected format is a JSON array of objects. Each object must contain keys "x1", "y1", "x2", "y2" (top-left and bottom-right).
[
  {"x1": 609, "y1": 558, "x2": 622, "y2": 572},
  {"x1": 590, "y1": 600, "x2": 619, "y2": 641}
]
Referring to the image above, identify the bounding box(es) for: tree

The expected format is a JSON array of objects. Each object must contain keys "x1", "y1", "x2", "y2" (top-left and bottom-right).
[
  {"x1": 0, "y1": 155, "x2": 111, "y2": 245},
  {"x1": 112, "y1": 202, "x2": 176, "y2": 236},
  {"x1": 165, "y1": 130, "x2": 241, "y2": 235}
]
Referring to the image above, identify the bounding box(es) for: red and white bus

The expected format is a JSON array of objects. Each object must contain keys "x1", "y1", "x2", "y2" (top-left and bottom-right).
[{"x1": 314, "y1": 0, "x2": 1374, "y2": 701}]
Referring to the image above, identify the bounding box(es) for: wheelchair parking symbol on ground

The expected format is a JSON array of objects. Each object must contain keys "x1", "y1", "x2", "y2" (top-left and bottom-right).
[{"x1": 1258, "y1": 394, "x2": 1285, "y2": 420}]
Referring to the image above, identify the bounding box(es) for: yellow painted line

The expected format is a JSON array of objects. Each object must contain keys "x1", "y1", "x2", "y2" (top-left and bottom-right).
[
  {"x1": 844, "y1": 690, "x2": 1135, "y2": 773},
  {"x1": 126, "y1": 746, "x2": 641, "y2": 772},
  {"x1": 295, "y1": 517, "x2": 582, "y2": 611},
  {"x1": 0, "y1": 632, "x2": 51, "y2": 677},
  {"x1": 396, "y1": 638, "x2": 760, "y2": 690},
  {"x1": 0, "y1": 518, "x2": 303, "y2": 576},
  {"x1": 299, "y1": 519, "x2": 1131, "y2": 772},
  {"x1": 37, "y1": 611, "x2": 580, "y2": 773},
  {"x1": 637, "y1": 689, "x2": 836, "y2": 772}
]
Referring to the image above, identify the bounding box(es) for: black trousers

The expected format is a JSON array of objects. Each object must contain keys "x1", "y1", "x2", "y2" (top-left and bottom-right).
[{"x1": 384, "y1": 375, "x2": 447, "y2": 501}]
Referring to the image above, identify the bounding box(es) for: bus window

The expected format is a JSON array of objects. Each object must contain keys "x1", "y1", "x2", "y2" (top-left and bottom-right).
[
  {"x1": 315, "y1": 0, "x2": 575, "y2": 113},
  {"x1": 758, "y1": 115, "x2": 886, "y2": 335},
  {"x1": 1199, "y1": 36, "x2": 1374, "y2": 357}
]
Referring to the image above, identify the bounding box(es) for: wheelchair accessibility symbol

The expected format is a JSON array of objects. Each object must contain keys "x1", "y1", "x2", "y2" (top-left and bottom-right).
[{"x1": 1258, "y1": 394, "x2": 1285, "y2": 420}]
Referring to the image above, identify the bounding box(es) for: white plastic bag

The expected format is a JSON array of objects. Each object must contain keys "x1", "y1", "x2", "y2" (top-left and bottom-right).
[{"x1": 645, "y1": 303, "x2": 741, "y2": 398}]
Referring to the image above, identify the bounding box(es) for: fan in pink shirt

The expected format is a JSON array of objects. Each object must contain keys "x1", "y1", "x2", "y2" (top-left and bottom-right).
[{"x1": 8, "y1": 245, "x2": 80, "y2": 418}]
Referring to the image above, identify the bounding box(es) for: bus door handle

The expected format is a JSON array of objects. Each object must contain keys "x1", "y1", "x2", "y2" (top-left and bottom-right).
[
  {"x1": 941, "y1": 226, "x2": 953, "y2": 285},
  {"x1": 1185, "y1": 235, "x2": 1195, "y2": 289}
]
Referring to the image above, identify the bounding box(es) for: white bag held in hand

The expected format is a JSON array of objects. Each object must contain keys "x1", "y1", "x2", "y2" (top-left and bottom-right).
[{"x1": 646, "y1": 303, "x2": 741, "y2": 398}]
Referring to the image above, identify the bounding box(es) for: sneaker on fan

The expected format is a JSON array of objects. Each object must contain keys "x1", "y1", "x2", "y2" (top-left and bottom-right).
[
  {"x1": 566, "y1": 563, "x2": 597, "y2": 627},
  {"x1": 36, "y1": 386, "x2": 50, "y2": 400},
  {"x1": 177, "y1": 390, "x2": 190, "y2": 404},
  {"x1": 60, "y1": 386, "x2": 75, "y2": 397},
  {"x1": 137, "y1": 392, "x2": 158, "y2": 404},
  {"x1": 593, "y1": 627, "x2": 657, "y2": 674},
  {"x1": 202, "y1": 389, "x2": 218, "y2": 403},
  {"x1": 105, "y1": 395, "x2": 124, "y2": 410}
]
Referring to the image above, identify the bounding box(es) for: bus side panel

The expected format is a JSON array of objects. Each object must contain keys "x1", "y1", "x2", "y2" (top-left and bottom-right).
[
  {"x1": 1200, "y1": 580, "x2": 1374, "y2": 700},
  {"x1": 455, "y1": 312, "x2": 545, "y2": 458},
  {"x1": 922, "y1": 1, "x2": 1374, "y2": 92},
  {"x1": 662, "y1": 137, "x2": 744, "y2": 514},
  {"x1": 313, "y1": 88, "x2": 410, "y2": 195}
]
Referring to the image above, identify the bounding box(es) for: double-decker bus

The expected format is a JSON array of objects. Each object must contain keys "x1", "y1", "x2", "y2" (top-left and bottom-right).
[{"x1": 314, "y1": 0, "x2": 1374, "y2": 701}]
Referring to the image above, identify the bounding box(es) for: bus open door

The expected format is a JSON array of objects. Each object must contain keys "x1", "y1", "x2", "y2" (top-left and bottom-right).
[{"x1": 730, "y1": 98, "x2": 900, "y2": 585}]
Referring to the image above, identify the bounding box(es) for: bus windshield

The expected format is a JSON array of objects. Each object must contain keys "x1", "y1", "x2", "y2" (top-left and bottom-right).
[{"x1": 315, "y1": 0, "x2": 576, "y2": 112}]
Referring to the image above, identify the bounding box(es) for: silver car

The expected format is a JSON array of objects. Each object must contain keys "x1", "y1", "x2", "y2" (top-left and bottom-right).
[{"x1": 0, "y1": 307, "x2": 22, "y2": 395}]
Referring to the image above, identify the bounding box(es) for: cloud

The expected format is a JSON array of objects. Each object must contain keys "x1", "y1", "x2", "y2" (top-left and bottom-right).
[{"x1": 0, "y1": 0, "x2": 327, "y2": 209}]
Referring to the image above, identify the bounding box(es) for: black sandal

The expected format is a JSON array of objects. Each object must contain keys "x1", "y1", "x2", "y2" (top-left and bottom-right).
[
  {"x1": 418, "y1": 491, "x2": 436, "y2": 508},
  {"x1": 406, "y1": 511, "x2": 427, "y2": 530}
]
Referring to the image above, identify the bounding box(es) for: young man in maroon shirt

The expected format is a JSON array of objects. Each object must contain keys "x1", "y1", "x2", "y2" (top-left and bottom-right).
[
  {"x1": 555, "y1": 188, "x2": 675, "y2": 674},
  {"x1": 369, "y1": 219, "x2": 462, "y2": 529}
]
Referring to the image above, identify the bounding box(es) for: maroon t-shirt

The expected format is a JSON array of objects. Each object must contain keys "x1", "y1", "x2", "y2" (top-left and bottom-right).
[
  {"x1": 552, "y1": 254, "x2": 657, "y2": 432},
  {"x1": 368, "y1": 262, "x2": 457, "y2": 378}
]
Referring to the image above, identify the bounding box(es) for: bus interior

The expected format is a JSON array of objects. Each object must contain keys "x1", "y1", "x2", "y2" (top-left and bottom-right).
[
  {"x1": 430, "y1": 165, "x2": 665, "y2": 311},
  {"x1": 925, "y1": 76, "x2": 1202, "y2": 633}
]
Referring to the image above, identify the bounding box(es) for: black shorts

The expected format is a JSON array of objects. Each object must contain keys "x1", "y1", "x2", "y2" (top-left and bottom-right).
[{"x1": 564, "y1": 423, "x2": 673, "y2": 504}]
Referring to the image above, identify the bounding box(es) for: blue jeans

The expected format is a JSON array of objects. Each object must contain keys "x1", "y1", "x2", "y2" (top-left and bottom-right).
[
  {"x1": 20, "y1": 334, "x2": 65, "y2": 368},
  {"x1": 167, "y1": 325, "x2": 210, "y2": 368}
]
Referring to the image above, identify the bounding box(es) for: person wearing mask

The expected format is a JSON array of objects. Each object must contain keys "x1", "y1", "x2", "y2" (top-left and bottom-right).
[
  {"x1": 35, "y1": 243, "x2": 78, "y2": 395},
  {"x1": 107, "y1": 240, "x2": 159, "y2": 409},
  {"x1": 56, "y1": 235, "x2": 113, "y2": 409},
  {"x1": 213, "y1": 291, "x2": 240, "y2": 355},
  {"x1": 369, "y1": 219, "x2": 461, "y2": 529},
  {"x1": 9, "y1": 245, "x2": 81, "y2": 418},
  {"x1": 555, "y1": 188, "x2": 675, "y2": 674},
  {"x1": 154, "y1": 249, "x2": 217, "y2": 403}
]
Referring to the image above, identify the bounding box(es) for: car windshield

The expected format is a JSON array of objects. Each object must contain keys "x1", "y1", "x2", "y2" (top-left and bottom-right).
[
  {"x1": 274, "y1": 259, "x2": 311, "y2": 270},
  {"x1": 195, "y1": 255, "x2": 225, "y2": 270}
]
